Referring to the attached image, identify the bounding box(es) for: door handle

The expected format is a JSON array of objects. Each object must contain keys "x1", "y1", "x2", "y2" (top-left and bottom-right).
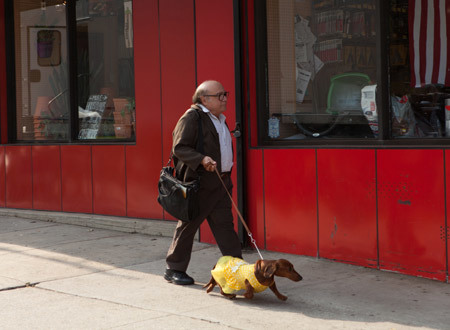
[{"x1": 231, "y1": 122, "x2": 241, "y2": 138}]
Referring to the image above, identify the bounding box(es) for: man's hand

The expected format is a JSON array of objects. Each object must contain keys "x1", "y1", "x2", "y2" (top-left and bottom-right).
[{"x1": 201, "y1": 156, "x2": 217, "y2": 172}]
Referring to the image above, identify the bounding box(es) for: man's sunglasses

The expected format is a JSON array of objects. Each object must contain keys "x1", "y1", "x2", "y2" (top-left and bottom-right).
[{"x1": 204, "y1": 92, "x2": 229, "y2": 101}]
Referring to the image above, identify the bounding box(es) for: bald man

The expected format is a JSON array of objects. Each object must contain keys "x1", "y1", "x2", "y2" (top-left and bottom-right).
[{"x1": 164, "y1": 80, "x2": 242, "y2": 285}]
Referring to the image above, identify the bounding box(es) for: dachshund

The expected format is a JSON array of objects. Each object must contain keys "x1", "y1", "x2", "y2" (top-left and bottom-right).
[{"x1": 203, "y1": 256, "x2": 302, "y2": 301}]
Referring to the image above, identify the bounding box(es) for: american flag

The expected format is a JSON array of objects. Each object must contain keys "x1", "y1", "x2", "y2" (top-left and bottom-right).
[{"x1": 409, "y1": 0, "x2": 450, "y2": 87}]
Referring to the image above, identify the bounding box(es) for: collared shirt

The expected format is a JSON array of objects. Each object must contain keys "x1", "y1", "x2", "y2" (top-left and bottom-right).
[{"x1": 198, "y1": 104, "x2": 233, "y2": 172}]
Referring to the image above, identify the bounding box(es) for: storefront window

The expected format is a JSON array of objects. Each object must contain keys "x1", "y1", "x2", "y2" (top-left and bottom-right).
[
  {"x1": 256, "y1": 0, "x2": 450, "y2": 144},
  {"x1": 389, "y1": 0, "x2": 450, "y2": 139},
  {"x1": 11, "y1": 0, "x2": 135, "y2": 142},
  {"x1": 13, "y1": 1, "x2": 69, "y2": 141},
  {"x1": 257, "y1": 0, "x2": 378, "y2": 141},
  {"x1": 76, "y1": 0, "x2": 135, "y2": 140}
]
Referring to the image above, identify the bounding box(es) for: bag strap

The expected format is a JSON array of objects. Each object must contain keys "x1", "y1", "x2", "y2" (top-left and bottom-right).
[
  {"x1": 166, "y1": 108, "x2": 203, "y2": 166},
  {"x1": 196, "y1": 109, "x2": 204, "y2": 154}
]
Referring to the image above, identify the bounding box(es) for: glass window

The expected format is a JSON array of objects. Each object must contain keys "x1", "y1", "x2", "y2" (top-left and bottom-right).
[
  {"x1": 76, "y1": 0, "x2": 135, "y2": 140},
  {"x1": 13, "y1": 1, "x2": 70, "y2": 141},
  {"x1": 389, "y1": 0, "x2": 450, "y2": 139},
  {"x1": 257, "y1": 0, "x2": 378, "y2": 142},
  {"x1": 11, "y1": 0, "x2": 135, "y2": 142}
]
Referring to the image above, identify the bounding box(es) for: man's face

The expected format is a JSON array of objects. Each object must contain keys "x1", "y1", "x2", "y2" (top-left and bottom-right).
[{"x1": 201, "y1": 82, "x2": 228, "y2": 117}]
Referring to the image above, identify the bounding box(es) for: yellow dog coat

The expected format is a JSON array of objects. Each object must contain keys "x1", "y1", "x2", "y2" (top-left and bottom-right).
[{"x1": 211, "y1": 256, "x2": 268, "y2": 294}]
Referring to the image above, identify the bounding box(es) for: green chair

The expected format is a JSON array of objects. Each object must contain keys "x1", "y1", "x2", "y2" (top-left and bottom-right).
[{"x1": 326, "y1": 72, "x2": 370, "y2": 115}]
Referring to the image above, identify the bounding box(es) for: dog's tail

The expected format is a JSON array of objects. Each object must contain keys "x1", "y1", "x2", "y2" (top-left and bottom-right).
[{"x1": 203, "y1": 277, "x2": 216, "y2": 293}]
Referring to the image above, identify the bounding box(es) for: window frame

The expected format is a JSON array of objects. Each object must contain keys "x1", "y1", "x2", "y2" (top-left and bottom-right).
[
  {"x1": 253, "y1": 0, "x2": 450, "y2": 147},
  {"x1": 4, "y1": 0, "x2": 136, "y2": 144}
]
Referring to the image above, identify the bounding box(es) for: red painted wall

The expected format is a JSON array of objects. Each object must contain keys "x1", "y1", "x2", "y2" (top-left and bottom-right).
[
  {"x1": 92, "y1": 146, "x2": 127, "y2": 216},
  {"x1": 32, "y1": 146, "x2": 62, "y2": 211},
  {"x1": 5, "y1": 146, "x2": 32, "y2": 209},
  {"x1": 126, "y1": 0, "x2": 162, "y2": 219},
  {"x1": 317, "y1": 149, "x2": 377, "y2": 267},
  {"x1": 195, "y1": 0, "x2": 238, "y2": 244},
  {"x1": 377, "y1": 149, "x2": 446, "y2": 281},
  {"x1": 240, "y1": 0, "x2": 449, "y2": 282},
  {"x1": 159, "y1": 0, "x2": 196, "y2": 221},
  {"x1": 0, "y1": 0, "x2": 7, "y2": 144},
  {"x1": 245, "y1": 149, "x2": 265, "y2": 248},
  {"x1": 0, "y1": 0, "x2": 448, "y2": 283},
  {"x1": 446, "y1": 150, "x2": 450, "y2": 278},
  {"x1": 61, "y1": 146, "x2": 93, "y2": 213},
  {"x1": 263, "y1": 149, "x2": 317, "y2": 256},
  {"x1": 0, "y1": 147, "x2": 5, "y2": 207}
]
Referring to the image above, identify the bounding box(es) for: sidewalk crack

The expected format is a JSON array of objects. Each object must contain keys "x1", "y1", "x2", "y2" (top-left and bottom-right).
[{"x1": 0, "y1": 282, "x2": 40, "y2": 292}]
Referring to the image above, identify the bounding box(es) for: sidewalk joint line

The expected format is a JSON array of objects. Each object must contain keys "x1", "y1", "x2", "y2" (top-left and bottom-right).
[{"x1": 0, "y1": 282, "x2": 40, "y2": 292}]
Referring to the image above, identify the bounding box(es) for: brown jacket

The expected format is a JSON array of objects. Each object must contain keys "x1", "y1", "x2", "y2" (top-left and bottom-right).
[{"x1": 172, "y1": 104, "x2": 230, "y2": 192}]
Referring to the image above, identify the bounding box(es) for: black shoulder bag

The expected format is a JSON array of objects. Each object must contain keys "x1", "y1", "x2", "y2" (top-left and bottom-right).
[{"x1": 157, "y1": 110, "x2": 203, "y2": 222}]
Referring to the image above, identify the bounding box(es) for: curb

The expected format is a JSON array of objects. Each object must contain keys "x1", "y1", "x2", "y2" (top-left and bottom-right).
[{"x1": 0, "y1": 208, "x2": 177, "y2": 238}]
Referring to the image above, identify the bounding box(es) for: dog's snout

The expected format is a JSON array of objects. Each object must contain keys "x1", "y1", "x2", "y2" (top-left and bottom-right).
[{"x1": 291, "y1": 272, "x2": 302, "y2": 281}]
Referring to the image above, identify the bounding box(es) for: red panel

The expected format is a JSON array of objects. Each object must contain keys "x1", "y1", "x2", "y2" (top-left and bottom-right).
[
  {"x1": 126, "y1": 145, "x2": 161, "y2": 218},
  {"x1": 0, "y1": 147, "x2": 5, "y2": 207},
  {"x1": 133, "y1": 0, "x2": 161, "y2": 148},
  {"x1": 196, "y1": 0, "x2": 237, "y2": 243},
  {"x1": 195, "y1": 0, "x2": 235, "y2": 109},
  {"x1": 92, "y1": 146, "x2": 126, "y2": 216},
  {"x1": 127, "y1": 0, "x2": 163, "y2": 219},
  {"x1": 264, "y1": 149, "x2": 317, "y2": 256},
  {"x1": 159, "y1": 0, "x2": 196, "y2": 221},
  {"x1": 245, "y1": 149, "x2": 265, "y2": 248},
  {"x1": 160, "y1": 0, "x2": 196, "y2": 168},
  {"x1": 447, "y1": 150, "x2": 450, "y2": 279},
  {"x1": 378, "y1": 149, "x2": 446, "y2": 281},
  {"x1": 5, "y1": 146, "x2": 32, "y2": 209},
  {"x1": 242, "y1": 0, "x2": 263, "y2": 248},
  {"x1": 317, "y1": 149, "x2": 377, "y2": 267},
  {"x1": 244, "y1": 0, "x2": 258, "y2": 147},
  {"x1": 32, "y1": 146, "x2": 61, "y2": 211},
  {"x1": 0, "y1": 0, "x2": 8, "y2": 144},
  {"x1": 61, "y1": 146, "x2": 92, "y2": 213}
]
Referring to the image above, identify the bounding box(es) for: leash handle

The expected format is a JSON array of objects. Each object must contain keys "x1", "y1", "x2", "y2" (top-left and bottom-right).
[{"x1": 214, "y1": 168, "x2": 264, "y2": 260}]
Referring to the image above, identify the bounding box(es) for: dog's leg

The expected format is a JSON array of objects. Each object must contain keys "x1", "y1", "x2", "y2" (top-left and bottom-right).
[
  {"x1": 203, "y1": 276, "x2": 217, "y2": 293},
  {"x1": 219, "y1": 286, "x2": 236, "y2": 299},
  {"x1": 269, "y1": 282, "x2": 287, "y2": 301},
  {"x1": 204, "y1": 276, "x2": 236, "y2": 299},
  {"x1": 244, "y1": 279, "x2": 255, "y2": 299}
]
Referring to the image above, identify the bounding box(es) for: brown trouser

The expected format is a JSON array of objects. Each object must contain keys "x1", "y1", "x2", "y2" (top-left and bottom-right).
[{"x1": 166, "y1": 174, "x2": 242, "y2": 272}]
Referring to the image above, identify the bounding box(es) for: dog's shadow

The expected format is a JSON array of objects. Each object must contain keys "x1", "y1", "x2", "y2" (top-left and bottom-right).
[{"x1": 190, "y1": 281, "x2": 298, "y2": 308}]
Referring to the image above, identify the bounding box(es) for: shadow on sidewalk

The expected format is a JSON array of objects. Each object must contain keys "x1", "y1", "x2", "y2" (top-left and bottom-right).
[{"x1": 1, "y1": 216, "x2": 449, "y2": 329}]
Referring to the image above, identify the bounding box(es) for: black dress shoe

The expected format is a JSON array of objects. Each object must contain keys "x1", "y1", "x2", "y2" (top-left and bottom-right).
[{"x1": 164, "y1": 269, "x2": 194, "y2": 285}]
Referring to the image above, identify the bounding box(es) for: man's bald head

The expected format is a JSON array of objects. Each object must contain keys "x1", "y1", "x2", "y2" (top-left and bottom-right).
[{"x1": 192, "y1": 80, "x2": 223, "y2": 104}]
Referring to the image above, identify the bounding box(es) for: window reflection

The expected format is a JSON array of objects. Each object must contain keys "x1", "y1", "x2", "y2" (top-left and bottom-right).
[
  {"x1": 14, "y1": 0, "x2": 69, "y2": 141},
  {"x1": 389, "y1": 0, "x2": 450, "y2": 139},
  {"x1": 76, "y1": 0, "x2": 135, "y2": 140},
  {"x1": 260, "y1": 0, "x2": 377, "y2": 141},
  {"x1": 13, "y1": 0, "x2": 136, "y2": 142}
]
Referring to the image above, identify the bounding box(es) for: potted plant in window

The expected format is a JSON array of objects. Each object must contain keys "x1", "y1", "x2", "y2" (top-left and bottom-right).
[
  {"x1": 128, "y1": 97, "x2": 136, "y2": 134},
  {"x1": 113, "y1": 97, "x2": 134, "y2": 138}
]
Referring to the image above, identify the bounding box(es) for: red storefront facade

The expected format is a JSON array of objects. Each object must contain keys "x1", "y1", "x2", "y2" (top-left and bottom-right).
[{"x1": 0, "y1": 0, "x2": 448, "y2": 282}]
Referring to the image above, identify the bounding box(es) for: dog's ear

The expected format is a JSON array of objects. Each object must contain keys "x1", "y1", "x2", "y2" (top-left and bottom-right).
[
  {"x1": 261, "y1": 262, "x2": 277, "y2": 278},
  {"x1": 255, "y1": 260, "x2": 262, "y2": 272}
]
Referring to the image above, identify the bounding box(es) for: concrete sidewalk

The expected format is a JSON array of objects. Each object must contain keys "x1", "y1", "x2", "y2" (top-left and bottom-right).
[{"x1": 0, "y1": 210, "x2": 449, "y2": 329}]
